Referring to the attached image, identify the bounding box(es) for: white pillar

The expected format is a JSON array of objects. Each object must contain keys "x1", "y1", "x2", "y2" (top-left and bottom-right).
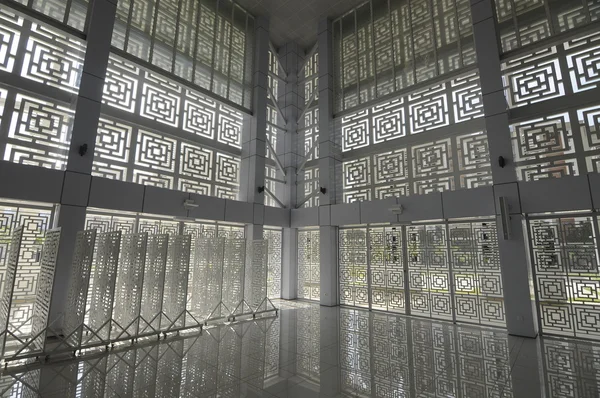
[
  {"x1": 471, "y1": 0, "x2": 538, "y2": 337},
  {"x1": 317, "y1": 18, "x2": 340, "y2": 307},
  {"x1": 50, "y1": 0, "x2": 117, "y2": 328}
]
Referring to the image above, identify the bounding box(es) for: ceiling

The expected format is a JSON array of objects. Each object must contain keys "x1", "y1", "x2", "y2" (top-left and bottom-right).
[{"x1": 236, "y1": 0, "x2": 366, "y2": 50}]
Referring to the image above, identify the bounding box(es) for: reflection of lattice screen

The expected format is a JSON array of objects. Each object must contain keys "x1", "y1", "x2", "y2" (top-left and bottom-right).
[
  {"x1": 542, "y1": 338, "x2": 600, "y2": 397},
  {"x1": 370, "y1": 227, "x2": 405, "y2": 313},
  {"x1": 493, "y1": 0, "x2": 598, "y2": 53},
  {"x1": 30, "y1": 228, "x2": 61, "y2": 352},
  {"x1": 411, "y1": 319, "x2": 511, "y2": 396},
  {"x1": 296, "y1": 306, "x2": 320, "y2": 381},
  {"x1": 407, "y1": 224, "x2": 453, "y2": 321},
  {"x1": 263, "y1": 228, "x2": 282, "y2": 298},
  {"x1": 450, "y1": 222, "x2": 505, "y2": 326},
  {"x1": 0, "y1": 6, "x2": 86, "y2": 171},
  {"x1": 297, "y1": 230, "x2": 320, "y2": 301},
  {"x1": 339, "y1": 309, "x2": 372, "y2": 395},
  {"x1": 339, "y1": 228, "x2": 368, "y2": 308},
  {"x1": 529, "y1": 216, "x2": 600, "y2": 339},
  {"x1": 162, "y1": 235, "x2": 191, "y2": 329},
  {"x1": 343, "y1": 131, "x2": 492, "y2": 202},
  {"x1": 111, "y1": 0, "x2": 254, "y2": 109},
  {"x1": 333, "y1": 0, "x2": 476, "y2": 112},
  {"x1": 27, "y1": 0, "x2": 88, "y2": 31},
  {"x1": 112, "y1": 233, "x2": 148, "y2": 338}
]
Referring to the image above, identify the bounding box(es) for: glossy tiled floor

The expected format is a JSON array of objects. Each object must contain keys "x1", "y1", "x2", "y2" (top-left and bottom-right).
[{"x1": 1, "y1": 300, "x2": 599, "y2": 397}]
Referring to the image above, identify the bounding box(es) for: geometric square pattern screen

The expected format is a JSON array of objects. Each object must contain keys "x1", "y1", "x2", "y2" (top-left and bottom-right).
[
  {"x1": 339, "y1": 221, "x2": 505, "y2": 327},
  {"x1": 343, "y1": 131, "x2": 492, "y2": 203},
  {"x1": 529, "y1": 216, "x2": 600, "y2": 339},
  {"x1": 333, "y1": 0, "x2": 477, "y2": 112},
  {"x1": 94, "y1": 54, "x2": 243, "y2": 200},
  {"x1": 297, "y1": 230, "x2": 320, "y2": 301},
  {"x1": 111, "y1": 0, "x2": 255, "y2": 109},
  {"x1": 0, "y1": 6, "x2": 86, "y2": 171},
  {"x1": 493, "y1": 0, "x2": 599, "y2": 53}
]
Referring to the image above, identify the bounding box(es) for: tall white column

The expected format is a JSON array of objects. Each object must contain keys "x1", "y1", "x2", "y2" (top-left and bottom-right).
[
  {"x1": 50, "y1": 0, "x2": 117, "y2": 328},
  {"x1": 471, "y1": 0, "x2": 538, "y2": 337},
  {"x1": 317, "y1": 18, "x2": 340, "y2": 307}
]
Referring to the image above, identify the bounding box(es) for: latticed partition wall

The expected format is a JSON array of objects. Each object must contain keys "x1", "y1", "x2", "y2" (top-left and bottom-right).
[
  {"x1": 93, "y1": 52, "x2": 243, "y2": 199},
  {"x1": 263, "y1": 227, "x2": 282, "y2": 298},
  {"x1": 0, "y1": 4, "x2": 87, "y2": 170},
  {"x1": 528, "y1": 215, "x2": 600, "y2": 339},
  {"x1": 339, "y1": 308, "x2": 512, "y2": 397},
  {"x1": 297, "y1": 229, "x2": 320, "y2": 301},
  {"x1": 0, "y1": 201, "x2": 55, "y2": 337},
  {"x1": 111, "y1": 0, "x2": 255, "y2": 109},
  {"x1": 339, "y1": 221, "x2": 505, "y2": 327}
]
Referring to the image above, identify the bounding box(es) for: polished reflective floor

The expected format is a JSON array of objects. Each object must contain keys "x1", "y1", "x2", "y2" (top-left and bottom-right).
[{"x1": 1, "y1": 300, "x2": 598, "y2": 397}]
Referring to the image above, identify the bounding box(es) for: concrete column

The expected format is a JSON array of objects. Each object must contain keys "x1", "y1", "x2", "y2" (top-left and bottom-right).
[
  {"x1": 317, "y1": 18, "x2": 340, "y2": 307},
  {"x1": 471, "y1": 0, "x2": 538, "y2": 337},
  {"x1": 49, "y1": 0, "x2": 117, "y2": 329},
  {"x1": 240, "y1": 16, "x2": 269, "y2": 205},
  {"x1": 279, "y1": 42, "x2": 303, "y2": 300},
  {"x1": 281, "y1": 227, "x2": 297, "y2": 299}
]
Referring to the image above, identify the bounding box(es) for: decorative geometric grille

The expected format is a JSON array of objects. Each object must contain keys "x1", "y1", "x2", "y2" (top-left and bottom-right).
[
  {"x1": 299, "y1": 167, "x2": 320, "y2": 208},
  {"x1": 339, "y1": 228, "x2": 368, "y2": 308},
  {"x1": 222, "y1": 238, "x2": 245, "y2": 312},
  {"x1": 493, "y1": 0, "x2": 599, "y2": 53},
  {"x1": 161, "y1": 235, "x2": 191, "y2": 329},
  {"x1": 339, "y1": 72, "x2": 484, "y2": 152},
  {"x1": 30, "y1": 228, "x2": 61, "y2": 351},
  {"x1": 297, "y1": 229, "x2": 320, "y2": 301},
  {"x1": 450, "y1": 222, "x2": 505, "y2": 326},
  {"x1": 190, "y1": 237, "x2": 225, "y2": 320},
  {"x1": 0, "y1": 6, "x2": 86, "y2": 170},
  {"x1": 529, "y1": 216, "x2": 600, "y2": 339},
  {"x1": 335, "y1": 222, "x2": 505, "y2": 326},
  {"x1": 63, "y1": 229, "x2": 97, "y2": 346},
  {"x1": 93, "y1": 114, "x2": 240, "y2": 198},
  {"x1": 245, "y1": 240, "x2": 268, "y2": 310},
  {"x1": 112, "y1": 233, "x2": 148, "y2": 338},
  {"x1": 263, "y1": 228, "x2": 282, "y2": 298},
  {"x1": 333, "y1": 0, "x2": 476, "y2": 112},
  {"x1": 139, "y1": 234, "x2": 168, "y2": 332},
  {"x1": 84, "y1": 213, "x2": 136, "y2": 234},
  {"x1": 343, "y1": 131, "x2": 491, "y2": 202},
  {"x1": 370, "y1": 227, "x2": 405, "y2": 313},
  {"x1": 25, "y1": 0, "x2": 88, "y2": 31},
  {"x1": 87, "y1": 231, "x2": 122, "y2": 342},
  {"x1": 111, "y1": 0, "x2": 255, "y2": 109},
  {"x1": 0, "y1": 226, "x2": 23, "y2": 353},
  {"x1": 138, "y1": 218, "x2": 179, "y2": 235},
  {"x1": 407, "y1": 224, "x2": 453, "y2": 321}
]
